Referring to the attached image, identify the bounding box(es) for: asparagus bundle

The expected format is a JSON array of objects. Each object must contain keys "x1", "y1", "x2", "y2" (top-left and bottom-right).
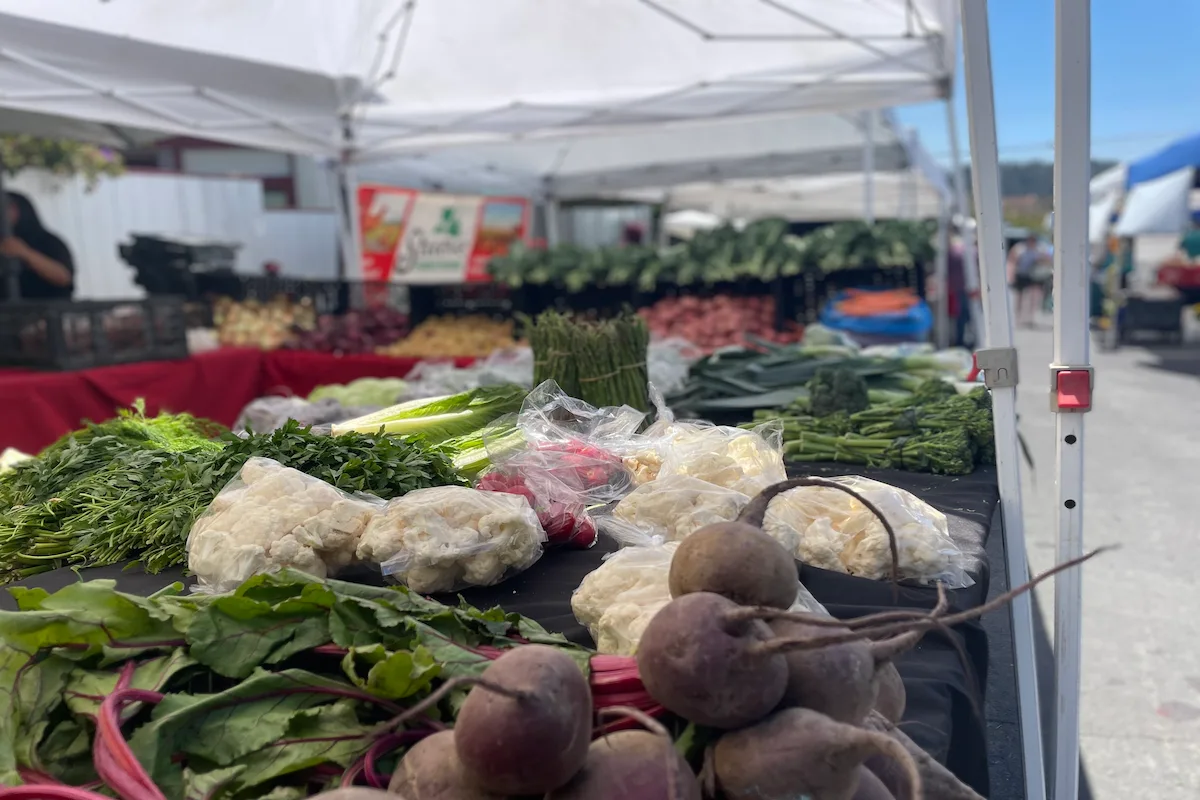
[{"x1": 528, "y1": 309, "x2": 650, "y2": 410}]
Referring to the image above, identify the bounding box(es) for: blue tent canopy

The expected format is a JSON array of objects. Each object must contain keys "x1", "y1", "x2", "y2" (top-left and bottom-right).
[{"x1": 1126, "y1": 132, "x2": 1200, "y2": 188}]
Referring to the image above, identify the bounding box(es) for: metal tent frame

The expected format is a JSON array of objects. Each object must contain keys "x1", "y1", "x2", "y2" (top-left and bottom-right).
[{"x1": 955, "y1": 3, "x2": 1092, "y2": 800}]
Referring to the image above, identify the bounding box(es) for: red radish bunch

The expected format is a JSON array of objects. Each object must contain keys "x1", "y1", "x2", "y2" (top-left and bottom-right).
[
  {"x1": 638, "y1": 294, "x2": 803, "y2": 353},
  {"x1": 532, "y1": 440, "x2": 627, "y2": 490},
  {"x1": 476, "y1": 471, "x2": 598, "y2": 549}
]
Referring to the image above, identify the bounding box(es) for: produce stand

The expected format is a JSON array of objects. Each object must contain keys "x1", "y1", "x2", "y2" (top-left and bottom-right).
[
  {"x1": 0, "y1": 349, "x2": 474, "y2": 453},
  {"x1": 0, "y1": 464, "x2": 1002, "y2": 798}
]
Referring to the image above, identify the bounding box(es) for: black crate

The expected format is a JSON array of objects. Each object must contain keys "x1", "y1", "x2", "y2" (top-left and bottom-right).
[
  {"x1": 408, "y1": 283, "x2": 513, "y2": 327},
  {"x1": 0, "y1": 297, "x2": 189, "y2": 370},
  {"x1": 120, "y1": 234, "x2": 241, "y2": 300}
]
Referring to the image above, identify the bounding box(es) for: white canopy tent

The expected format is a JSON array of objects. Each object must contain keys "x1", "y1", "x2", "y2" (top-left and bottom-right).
[
  {"x1": 356, "y1": 110, "x2": 931, "y2": 199},
  {"x1": 619, "y1": 167, "x2": 947, "y2": 222},
  {"x1": 0, "y1": 1, "x2": 408, "y2": 155},
  {"x1": 1114, "y1": 166, "x2": 1194, "y2": 237}
]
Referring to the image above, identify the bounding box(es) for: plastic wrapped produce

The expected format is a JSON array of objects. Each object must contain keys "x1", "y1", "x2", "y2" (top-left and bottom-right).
[
  {"x1": 761, "y1": 475, "x2": 975, "y2": 586},
  {"x1": 612, "y1": 475, "x2": 750, "y2": 543},
  {"x1": 187, "y1": 458, "x2": 383, "y2": 593},
  {"x1": 357, "y1": 486, "x2": 545, "y2": 593}
]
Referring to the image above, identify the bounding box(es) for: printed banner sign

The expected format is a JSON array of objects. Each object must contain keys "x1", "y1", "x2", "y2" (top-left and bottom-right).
[{"x1": 356, "y1": 185, "x2": 530, "y2": 285}]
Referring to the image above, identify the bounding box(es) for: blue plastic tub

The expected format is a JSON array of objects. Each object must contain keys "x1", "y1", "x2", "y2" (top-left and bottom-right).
[{"x1": 819, "y1": 289, "x2": 933, "y2": 343}]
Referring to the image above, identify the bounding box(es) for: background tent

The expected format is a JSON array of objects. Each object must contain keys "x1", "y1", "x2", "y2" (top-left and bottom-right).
[
  {"x1": 1114, "y1": 166, "x2": 1194, "y2": 237},
  {"x1": 1125, "y1": 132, "x2": 1200, "y2": 189}
]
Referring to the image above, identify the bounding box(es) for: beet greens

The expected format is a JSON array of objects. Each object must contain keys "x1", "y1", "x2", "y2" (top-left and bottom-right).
[{"x1": 0, "y1": 569, "x2": 590, "y2": 799}]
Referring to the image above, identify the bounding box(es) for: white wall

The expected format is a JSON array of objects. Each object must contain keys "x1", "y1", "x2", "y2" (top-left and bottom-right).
[
  {"x1": 7, "y1": 169, "x2": 339, "y2": 299},
  {"x1": 259, "y1": 210, "x2": 339, "y2": 279}
]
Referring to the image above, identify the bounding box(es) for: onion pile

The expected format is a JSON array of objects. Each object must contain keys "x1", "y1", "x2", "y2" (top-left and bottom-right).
[{"x1": 286, "y1": 307, "x2": 410, "y2": 354}]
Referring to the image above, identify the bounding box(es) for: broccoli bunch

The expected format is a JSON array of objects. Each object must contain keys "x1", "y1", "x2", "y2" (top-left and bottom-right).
[{"x1": 807, "y1": 367, "x2": 871, "y2": 417}]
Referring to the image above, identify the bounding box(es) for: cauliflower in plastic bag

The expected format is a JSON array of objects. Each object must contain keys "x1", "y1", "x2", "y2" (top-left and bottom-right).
[
  {"x1": 643, "y1": 422, "x2": 786, "y2": 496},
  {"x1": 612, "y1": 475, "x2": 750, "y2": 542},
  {"x1": 761, "y1": 475, "x2": 974, "y2": 587},
  {"x1": 572, "y1": 540, "x2": 679, "y2": 655},
  {"x1": 357, "y1": 486, "x2": 545, "y2": 593},
  {"x1": 572, "y1": 522, "x2": 829, "y2": 655},
  {"x1": 187, "y1": 457, "x2": 383, "y2": 593}
]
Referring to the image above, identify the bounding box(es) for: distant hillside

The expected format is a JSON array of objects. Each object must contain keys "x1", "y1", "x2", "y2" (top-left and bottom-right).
[{"x1": 964, "y1": 160, "x2": 1118, "y2": 199}]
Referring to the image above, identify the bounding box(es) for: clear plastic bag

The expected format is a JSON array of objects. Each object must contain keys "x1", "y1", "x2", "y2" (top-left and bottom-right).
[
  {"x1": 572, "y1": 518, "x2": 826, "y2": 655},
  {"x1": 187, "y1": 457, "x2": 384, "y2": 593},
  {"x1": 646, "y1": 337, "x2": 703, "y2": 396},
  {"x1": 398, "y1": 348, "x2": 535, "y2": 401},
  {"x1": 234, "y1": 396, "x2": 378, "y2": 435},
  {"x1": 612, "y1": 474, "x2": 750, "y2": 542},
  {"x1": 760, "y1": 475, "x2": 976, "y2": 587},
  {"x1": 650, "y1": 421, "x2": 786, "y2": 496},
  {"x1": 475, "y1": 445, "x2": 605, "y2": 550},
  {"x1": 519, "y1": 380, "x2": 647, "y2": 453},
  {"x1": 357, "y1": 486, "x2": 546, "y2": 594}
]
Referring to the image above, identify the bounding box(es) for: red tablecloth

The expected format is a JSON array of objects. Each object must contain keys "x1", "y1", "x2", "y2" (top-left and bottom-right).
[{"x1": 0, "y1": 350, "x2": 474, "y2": 453}]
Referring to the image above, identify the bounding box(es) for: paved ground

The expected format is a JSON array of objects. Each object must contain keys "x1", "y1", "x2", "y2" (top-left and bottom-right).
[{"x1": 1012, "y1": 314, "x2": 1200, "y2": 799}]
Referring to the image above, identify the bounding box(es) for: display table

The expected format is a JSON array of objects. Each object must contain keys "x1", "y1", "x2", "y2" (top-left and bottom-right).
[
  {"x1": 0, "y1": 350, "x2": 476, "y2": 453},
  {"x1": 0, "y1": 465, "x2": 1000, "y2": 796}
]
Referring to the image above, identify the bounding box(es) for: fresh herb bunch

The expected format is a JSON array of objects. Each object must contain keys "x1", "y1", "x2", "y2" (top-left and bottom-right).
[
  {"x1": 528, "y1": 309, "x2": 650, "y2": 410},
  {"x1": 0, "y1": 401, "x2": 223, "y2": 509},
  {"x1": 0, "y1": 418, "x2": 466, "y2": 582},
  {"x1": 0, "y1": 570, "x2": 588, "y2": 796}
]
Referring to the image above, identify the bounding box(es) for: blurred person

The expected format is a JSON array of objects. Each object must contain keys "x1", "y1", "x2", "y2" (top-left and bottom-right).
[
  {"x1": 1177, "y1": 219, "x2": 1200, "y2": 263},
  {"x1": 1007, "y1": 232, "x2": 1049, "y2": 326},
  {"x1": 1, "y1": 191, "x2": 74, "y2": 299}
]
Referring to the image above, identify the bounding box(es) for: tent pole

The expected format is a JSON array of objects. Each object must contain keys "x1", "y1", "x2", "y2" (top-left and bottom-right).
[
  {"x1": 545, "y1": 198, "x2": 562, "y2": 247},
  {"x1": 934, "y1": 193, "x2": 950, "y2": 349},
  {"x1": 863, "y1": 110, "x2": 876, "y2": 225},
  {"x1": 1051, "y1": 0, "x2": 1092, "y2": 796},
  {"x1": 959, "y1": 4, "x2": 1048, "y2": 800},
  {"x1": 945, "y1": 101, "x2": 984, "y2": 347}
]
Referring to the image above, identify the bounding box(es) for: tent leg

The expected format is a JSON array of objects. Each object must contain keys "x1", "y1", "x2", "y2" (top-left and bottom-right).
[
  {"x1": 959, "y1": 4, "x2": 1048, "y2": 800},
  {"x1": 332, "y1": 161, "x2": 364, "y2": 282},
  {"x1": 545, "y1": 198, "x2": 562, "y2": 247},
  {"x1": 935, "y1": 196, "x2": 950, "y2": 349},
  {"x1": 863, "y1": 110, "x2": 876, "y2": 225},
  {"x1": 945, "y1": 100, "x2": 984, "y2": 348},
  {"x1": 1051, "y1": 0, "x2": 1092, "y2": 797}
]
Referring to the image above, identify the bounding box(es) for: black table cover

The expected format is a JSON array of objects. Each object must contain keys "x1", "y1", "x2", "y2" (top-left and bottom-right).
[{"x1": 0, "y1": 465, "x2": 1000, "y2": 796}]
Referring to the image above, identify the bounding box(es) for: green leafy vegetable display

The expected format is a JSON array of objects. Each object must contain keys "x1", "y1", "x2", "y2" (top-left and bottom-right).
[
  {"x1": 0, "y1": 570, "x2": 589, "y2": 796},
  {"x1": 749, "y1": 382, "x2": 995, "y2": 476},
  {"x1": 0, "y1": 417, "x2": 465, "y2": 583},
  {"x1": 487, "y1": 218, "x2": 935, "y2": 291}
]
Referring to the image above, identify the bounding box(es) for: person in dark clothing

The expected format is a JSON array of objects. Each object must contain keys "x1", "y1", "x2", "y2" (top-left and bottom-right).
[
  {"x1": 2, "y1": 191, "x2": 74, "y2": 299},
  {"x1": 946, "y1": 237, "x2": 970, "y2": 347}
]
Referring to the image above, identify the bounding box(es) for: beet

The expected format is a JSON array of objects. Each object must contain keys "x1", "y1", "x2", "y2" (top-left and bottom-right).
[
  {"x1": 668, "y1": 520, "x2": 799, "y2": 609},
  {"x1": 453, "y1": 644, "x2": 592, "y2": 795},
  {"x1": 389, "y1": 731, "x2": 504, "y2": 800},
  {"x1": 547, "y1": 707, "x2": 701, "y2": 800},
  {"x1": 636, "y1": 592, "x2": 787, "y2": 729},
  {"x1": 767, "y1": 617, "x2": 880, "y2": 724},
  {"x1": 851, "y1": 765, "x2": 897, "y2": 799},
  {"x1": 862, "y1": 711, "x2": 984, "y2": 800},
  {"x1": 873, "y1": 662, "x2": 907, "y2": 724},
  {"x1": 309, "y1": 790, "x2": 392, "y2": 800},
  {"x1": 706, "y1": 707, "x2": 921, "y2": 800}
]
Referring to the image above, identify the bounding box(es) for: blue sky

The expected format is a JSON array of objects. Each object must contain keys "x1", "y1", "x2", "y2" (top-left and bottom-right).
[{"x1": 895, "y1": 0, "x2": 1200, "y2": 165}]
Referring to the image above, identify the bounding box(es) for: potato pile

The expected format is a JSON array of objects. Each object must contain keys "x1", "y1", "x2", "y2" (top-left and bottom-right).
[
  {"x1": 376, "y1": 315, "x2": 520, "y2": 358},
  {"x1": 214, "y1": 296, "x2": 317, "y2": 350}
]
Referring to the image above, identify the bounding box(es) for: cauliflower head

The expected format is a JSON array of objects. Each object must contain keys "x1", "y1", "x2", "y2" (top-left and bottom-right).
[
  {"x1": 653, "y1": 425, "x2": 785, "y2": 496},
  {"x1": 187, "y1": 458, "x2": 380, "y2": 592},
  {"x1": 613, "y1": 475, "x2": 749, "y2": 542},
  {"x1": 357, "y1": 486, "x2": 545, "y2": 593},
  {"x1": 571, "y1": 542, "x2": 679, "y2": 656},
  {"x1": 761, "y1": 475, "x2": 972, "y2": 586}
]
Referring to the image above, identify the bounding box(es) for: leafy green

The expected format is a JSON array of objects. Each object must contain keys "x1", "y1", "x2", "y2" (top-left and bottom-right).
[
  {"x1": 807, "y1": 367, "x2": 871, "y2": 417},
  {"x1": 331, "y1": 384, "x2": 526, "y2": 442},
  {"x1": 0, "y1": 419, "x2": 465, "y2": 583},
  {"x1": 308, "y1": 377, "x2": 408, "y2": 408},
  {"x1": 0, "y1": 569, "x2": 591, "y2": 798}
]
